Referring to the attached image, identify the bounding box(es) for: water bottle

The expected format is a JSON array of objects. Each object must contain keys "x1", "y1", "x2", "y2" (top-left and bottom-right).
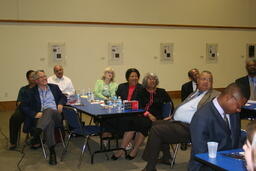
[
  {"x1": 76, "y1": 93, "x2": 81, "y2": 104},
  {"x1": 87, "y1": 88, "x2": 92, "y2": 101},
  {"x1": 117, "y1": 96, "x2": 122, "y2": 111},
  {"x1": 112, "y1": 96, "x2": 117, "y2": 107}
]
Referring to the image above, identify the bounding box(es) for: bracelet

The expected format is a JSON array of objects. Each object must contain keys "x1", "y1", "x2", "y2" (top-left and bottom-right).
[{"x1": 144, "y1": 111, "x2": 150, "y2": 117}]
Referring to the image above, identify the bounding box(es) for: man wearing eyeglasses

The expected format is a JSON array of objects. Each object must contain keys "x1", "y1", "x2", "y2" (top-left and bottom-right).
[
  {"x1": 142, "y1": 71, "x2": 220, "y2": 171},
  {"x1": 189, "y1": 83, "x2": 248, "y2": 171},
  {"x1": 21, "y1": 70, "x2": 67, "y2": 165}
]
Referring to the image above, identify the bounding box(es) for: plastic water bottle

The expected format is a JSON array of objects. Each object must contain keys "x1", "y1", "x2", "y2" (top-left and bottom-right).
[
  {"x1": 87, "y1": 88, "x2": 92, "y2": 101},
  {"x1": 76, "y1": 93, "x2": 81, "y2": 104},
  {"x1": 117, "y1": 96, "x2": 122, "y2": 111},
  {"x1": 112, "y1": 96, "x2": 117, "y2": 107}
]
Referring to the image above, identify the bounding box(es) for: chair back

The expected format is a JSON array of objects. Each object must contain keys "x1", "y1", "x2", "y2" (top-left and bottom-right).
[
  {"x1": 63, "y1": 106, "x2": 83, "y2": 133},
  {"x1": 162, "y1": 101, "x2": 174, "y2": 118}
]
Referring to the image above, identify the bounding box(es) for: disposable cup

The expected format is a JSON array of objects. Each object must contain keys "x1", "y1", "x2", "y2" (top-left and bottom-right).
[{"x1": 207, "y1": 142, "x2": 218, "y2": 158}]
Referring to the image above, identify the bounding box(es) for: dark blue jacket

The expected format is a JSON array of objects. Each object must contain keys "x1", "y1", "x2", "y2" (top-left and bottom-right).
[
  {"x1": 189, "y1": 101, "x2": 241, "y2": 171},
  {"x1": 21, "y1": 84, "x2": 67, "y2": 132}
]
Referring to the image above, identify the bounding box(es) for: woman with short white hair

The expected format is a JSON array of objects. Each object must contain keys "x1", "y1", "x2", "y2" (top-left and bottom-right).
[{"x1": 112, "y1": 72, "x2": 173, "y2": 160}]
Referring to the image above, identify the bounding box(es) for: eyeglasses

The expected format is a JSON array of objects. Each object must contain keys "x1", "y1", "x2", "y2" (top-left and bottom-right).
[
  {"x1": 37, "y1": 75, "x2": 47, "y2": 80},
  {"x1": 199, "y1": 78, "x2": 212, "y2": 82}
]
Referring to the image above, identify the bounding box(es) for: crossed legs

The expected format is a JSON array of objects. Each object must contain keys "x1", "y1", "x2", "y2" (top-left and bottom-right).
[{"x1": 142, "y1": 120, "x2": 190, "y2": 171}]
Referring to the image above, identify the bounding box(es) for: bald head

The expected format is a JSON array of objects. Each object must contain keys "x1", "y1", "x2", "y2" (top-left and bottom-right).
[
  {"x1": 54, "y1": 65, "x2": 64, "y2": 78},
  {"x1": 188, "y1": 68, "x2": 199, "y2": 82},
  {"x1": 218, "y1": 83, "x2": 248, "y2": 114},
  {"x1": 246, "y1": 59, "x2": 256, "y2": 76}
]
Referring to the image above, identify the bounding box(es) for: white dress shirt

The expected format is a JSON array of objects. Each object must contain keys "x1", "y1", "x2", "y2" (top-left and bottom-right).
[
  {"x1": 48, "y1": 75, "x2": 75, "y2": 96},
  {"x1": 192, "y1": 81, "x2": 197, "y2": 91},
  {"x1": 212, "y1": 97, "x2": 230, "y2": 128},
  {"x1": 174, "y1": 90, "x2": 207, "y2": 123}
]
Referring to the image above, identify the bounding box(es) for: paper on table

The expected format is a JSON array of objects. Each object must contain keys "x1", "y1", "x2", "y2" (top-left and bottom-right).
[{"x1": 247, "y1": 100, "x2": 256, "y2": 104}]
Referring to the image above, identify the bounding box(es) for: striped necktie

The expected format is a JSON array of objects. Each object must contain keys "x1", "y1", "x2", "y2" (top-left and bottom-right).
[{"x1": 223, "y1": 113, "x2": 230, "y2": 130}]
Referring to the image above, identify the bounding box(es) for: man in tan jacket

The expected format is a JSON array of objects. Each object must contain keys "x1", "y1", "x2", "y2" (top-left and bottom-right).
[{"x1": 142, "y1": 71, "x2": 220, "y2": 171}]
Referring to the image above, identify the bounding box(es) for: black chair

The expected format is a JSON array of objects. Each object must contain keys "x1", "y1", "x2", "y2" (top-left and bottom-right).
[{"x1": 61, "y1": 106, "x2": 101, "y2": 167}]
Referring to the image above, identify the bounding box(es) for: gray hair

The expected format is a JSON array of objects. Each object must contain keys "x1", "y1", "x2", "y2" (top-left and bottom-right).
[
  {"x1": 142, "y1": 73, "x2": 159, "y2": 88},
  {"x1": 33, "y1": 70, "x2": 45, "y2": 80}
]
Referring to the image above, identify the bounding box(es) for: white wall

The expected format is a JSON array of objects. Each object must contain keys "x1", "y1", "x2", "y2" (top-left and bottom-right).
[{"x1": 0, "y1": 23, "x2": 255, "y2": 101}]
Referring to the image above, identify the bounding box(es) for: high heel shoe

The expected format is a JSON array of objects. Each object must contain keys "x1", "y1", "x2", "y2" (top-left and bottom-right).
[
  {"x1": 126, "y1": 154, "x2": 136, "y2": 160},
  {"x1": 111, "y1": 154, "x2": 121, "y2": 160}
]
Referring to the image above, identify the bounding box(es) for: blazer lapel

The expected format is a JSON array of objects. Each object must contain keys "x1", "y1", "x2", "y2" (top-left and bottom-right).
[{"x1": 34, "y1": 87, "x2": 41, "y2": 107}]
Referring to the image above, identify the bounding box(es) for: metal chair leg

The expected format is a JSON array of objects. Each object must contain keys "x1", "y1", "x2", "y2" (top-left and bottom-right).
[
  {"x1": 60, "y1": 133, "x2": 72, "y2": 161},
  {"x1": 78, "y1": 136, "x2": 89, "y2": 168},
  {"x1": 40, "y1": 135, "x2": 47, "y2": 159},
  {"x1": 171, "y1": 144, "x2": 180, "y2": 168},
  {"x1": 58, "y1": 128, "x2": 66, "y2": 149}
]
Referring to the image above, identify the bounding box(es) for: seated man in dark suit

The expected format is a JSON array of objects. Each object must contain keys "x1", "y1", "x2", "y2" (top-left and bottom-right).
[
  {"x1": 22, "y1": 70, "x2": 67, "y2": 165},
  {"x1": 9, "y1": 70, "x2": 35, "y2": 150},
  {"x1": 141, "y1": 71, "x2": 220, "y2": 171},
  {"x1": 189, "y1": 83, "x2": 248, "y2": 171},
  {"x1": 235, "y1": 59, "x2": 256, "y2": 100},
  {"x1": 181, "y1": 68, "x2": 199, "y2": 101}
]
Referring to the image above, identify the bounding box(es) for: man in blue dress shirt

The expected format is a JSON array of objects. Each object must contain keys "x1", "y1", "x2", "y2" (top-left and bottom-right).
[{"x1": 22, "y1": 70, "x2": 67, "y2": 165}]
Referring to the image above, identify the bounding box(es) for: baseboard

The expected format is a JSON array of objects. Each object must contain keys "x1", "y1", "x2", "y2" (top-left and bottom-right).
[{"x1": 0, "y1": 101, "x2": 16, "y2": 112}]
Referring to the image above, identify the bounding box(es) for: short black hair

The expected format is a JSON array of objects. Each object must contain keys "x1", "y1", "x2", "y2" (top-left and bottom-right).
[
  {"x1": 26, "y1": 70, "x2": 34, "y2": 80},
  {"x1": 125, "y1": 68, "x2": 140, "y2": 81},
  {"x1": 223, "y1": 82, "x2": 249, "y2": 100}
]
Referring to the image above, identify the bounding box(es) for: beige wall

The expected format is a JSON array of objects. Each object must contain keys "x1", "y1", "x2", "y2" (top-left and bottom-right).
[
  {"x1": 0, "y1": 23, "x2": 255, "y2": 101},
  {"x1": 0, "y1": 0, "x2": 256, "y2": 27},
  {"x1": 0, "y1": 0, "x2": 256, "y2": 101}
]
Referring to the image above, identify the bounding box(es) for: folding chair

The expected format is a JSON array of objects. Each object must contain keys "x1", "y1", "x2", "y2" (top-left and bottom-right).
[{"x1": 61, "y1": 106, "x2": 101, "y2": 167}]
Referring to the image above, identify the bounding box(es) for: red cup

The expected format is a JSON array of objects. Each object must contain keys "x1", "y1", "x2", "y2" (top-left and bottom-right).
[{"x1": 131, "y1": 101, "x2": 139, "y2": 110}]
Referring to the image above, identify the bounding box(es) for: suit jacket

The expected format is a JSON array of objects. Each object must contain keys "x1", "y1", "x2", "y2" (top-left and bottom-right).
[
  {"x1": 116, "y1": 82, "x2": 143, "y2": 101},
  {"x1": 189, "y1": 101, "x2": 241, "y2": 171},
  {"x1": 235, "y1": 76, "x2": 250, "y2": 99},
  {"x1": 21, "y1": 84, "x2": 67, "y2": 132},
  {"x1": 176, "y1": 89, "x2": 220, "y2": 112},
  {"x1": 181, "y1": 81, "x2": 194, "y2": 101}
]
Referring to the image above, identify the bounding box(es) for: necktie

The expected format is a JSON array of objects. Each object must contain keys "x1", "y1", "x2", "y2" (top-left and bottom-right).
[{"x1": 223, "y1": 113, "x2": 230, "y2": 130}]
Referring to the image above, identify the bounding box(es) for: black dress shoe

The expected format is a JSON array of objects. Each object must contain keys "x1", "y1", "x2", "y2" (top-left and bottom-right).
[
  {"x1": 9, "y1": 145, "x2": 17, "y2": 150},
  {"x1": 111, "y1": 154, "x2": 120, "y2": 160},
  {"x1": 49, "y1": 151, "x2": 57, "y2": 165},
  {"x1": 180, "y1": 143, "x2": 187, "y2": 151},
  {"x1": 126, "y1": 154, "x2": 136, "y2": 160},
  {"x1": 157, "y1": 158, "x2": 173, "y2": 166},
  {"x1": 30, "y1": 144, "x2": 42, "y2": 150}
]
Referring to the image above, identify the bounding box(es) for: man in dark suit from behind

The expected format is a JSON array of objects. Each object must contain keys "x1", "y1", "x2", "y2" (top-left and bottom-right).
[
  {"x1": 235, "y1": 59, "x2": 256, "y2": 100},
  {"x1": 189, "y1": 83, "x2": 248, "y2": 171},
  {"x1": 22, "y1": 70, "x2": 67, "y2": 165},
  {"x1": 181, "y1": 68, "x2": 199, "y2": 101}
]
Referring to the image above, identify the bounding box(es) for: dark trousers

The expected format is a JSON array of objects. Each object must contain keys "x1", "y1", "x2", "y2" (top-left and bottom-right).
[
  {"x1": 9, "y1": 108, "x2": 25, "y2": 145},
  {"x1": 142, "y1": 120, "x2": 190, "y2": 170},
  {"x1": 36, "y1": 108, "x2": 62, "y2": 147}
]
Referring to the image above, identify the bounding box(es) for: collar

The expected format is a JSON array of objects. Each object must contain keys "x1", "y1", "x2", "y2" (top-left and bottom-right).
[
  {"x1": 53, "y1": 75, "x2": 64, "y2": 81},
  {"x1": 213, "y1": 97, "x2": 225, "y2": 116}
]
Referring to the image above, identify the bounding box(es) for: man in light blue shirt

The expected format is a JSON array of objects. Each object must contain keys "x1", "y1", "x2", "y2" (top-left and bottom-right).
[{"x1": 22, "y1": 70, "x2": 67, "y2": 165}]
